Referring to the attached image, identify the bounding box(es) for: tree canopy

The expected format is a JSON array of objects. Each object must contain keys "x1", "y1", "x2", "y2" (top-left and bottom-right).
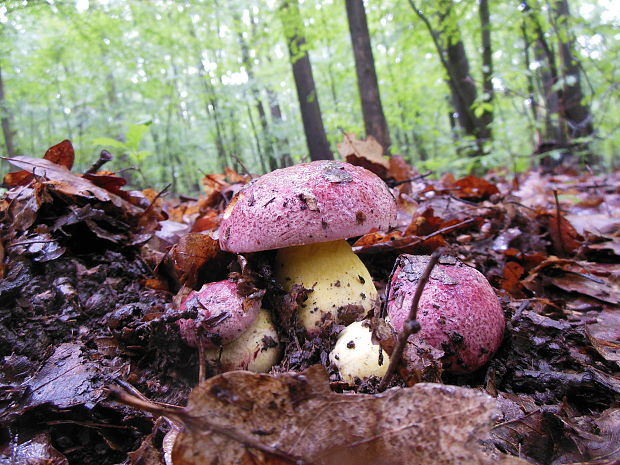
[{"x1": 0, "y1": 0, "x2": 618, "y2": 192}]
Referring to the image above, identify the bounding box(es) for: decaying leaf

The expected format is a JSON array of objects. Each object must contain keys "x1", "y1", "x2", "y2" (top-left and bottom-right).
[
  {"x1": 3, "y1": 140, "x2": 74, "y2": 188},
  {"x1": 116, "y1": 366, "x2": 526, "y2": 465},
  {"x1": 523, "y1": 258, "x2": 620, "y2": 304},
  {"x1": 337, "y1": 133, "x2": 389, "y2": 179},
  {"x1": 165, "y1": 232, "x2": 221, "y2": 288},
  {"x1": 0, "y1": 432, "x2": 68, "y2": 465},
  {"x1": 3, "y1": 155, "x2": 142, "y2": 215},
  {"x1": 586, "y1": 309, "x2": 620, "y2": 368}
]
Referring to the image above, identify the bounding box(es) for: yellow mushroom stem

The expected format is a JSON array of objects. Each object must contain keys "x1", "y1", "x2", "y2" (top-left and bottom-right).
[{"x1": 274, "y1": 239, "x2": 378, "y2": 332}]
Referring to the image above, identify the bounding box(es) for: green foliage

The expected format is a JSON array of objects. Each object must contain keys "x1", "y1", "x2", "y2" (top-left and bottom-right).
[{"x1": 0, "y1": 0, "x2": 618, "y2": 192}]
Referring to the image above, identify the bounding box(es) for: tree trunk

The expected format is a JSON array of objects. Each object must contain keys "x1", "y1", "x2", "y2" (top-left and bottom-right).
[
  {"x1": 552, "y1": 0, "x2": 596, "y2": 164},
  {"x1": 0, "y1": 64, "x2": 17, "y2": 156},
  {"x1": 478, "y1": 0, "x2": 494, "y2": 143},
  {"x1": 408, "y1": 0, "x2": 488, "y2": 158},
  {"x1": 280, "y1": 0, "x2": 333, "y2": 161},
  {"x1": 345, "y1": 0, "x2": 391, "y2": 154}
]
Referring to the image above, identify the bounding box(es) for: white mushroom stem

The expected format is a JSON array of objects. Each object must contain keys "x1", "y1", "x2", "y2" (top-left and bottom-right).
[
  {"x1": 274, "y1": 239, "x2": 378, "y2": 333},
  {"x1": 329, "y1": 320, "x2": 390, "y2": 384}
]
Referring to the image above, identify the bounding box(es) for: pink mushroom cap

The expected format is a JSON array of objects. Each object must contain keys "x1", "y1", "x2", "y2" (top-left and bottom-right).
[
  {"x1": 387, "y1": 255, "x2": 505, "y2": 373},
  {"x1": 219, "y1": 160, "x2": 397, "y2": 253},
  {"x1": 178, "y1": 280, "x2": 262, "y2": 348}
]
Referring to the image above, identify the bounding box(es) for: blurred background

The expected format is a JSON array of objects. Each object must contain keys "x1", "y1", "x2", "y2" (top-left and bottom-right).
[{"x1": 0, "y1": 0, "x2": 618, "y2": 193}]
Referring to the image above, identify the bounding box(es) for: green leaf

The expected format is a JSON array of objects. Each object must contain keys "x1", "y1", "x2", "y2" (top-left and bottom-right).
[{"x1": 92, "y1": 138, "x2": 127, "y2": 150}]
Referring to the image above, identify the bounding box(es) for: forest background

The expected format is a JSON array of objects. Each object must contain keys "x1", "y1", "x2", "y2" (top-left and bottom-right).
[{"x1": 0, "y1": 0, "x2": 618, "y2": 194}]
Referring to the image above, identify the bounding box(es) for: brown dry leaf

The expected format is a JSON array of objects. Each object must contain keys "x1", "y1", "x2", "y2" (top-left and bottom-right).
[
  {"x1": 166, "y1": 232, "x2": 220, "y2": 288},
  {"x1": 337, "y1": 133, "x2": 389, "y2": 179},
  {"x1": 500, "y1": 262, "x2": 525, "y2": 297},
  {"x1": 165, "y1": 366, "x2": 524, "y2": 465},
  {"x1": 191, "y1": 209, "x2": 221, "y2": 233},
  {"x1": 202, "y1": 174, "x2": 229, "y2": 207},
  {"x1": 2, "y1": 156, "x2": 143, "y2": 216},
  {"x1": 545, "y1": 212, "x2": 583, "y2": 256},
  {"x1": 523, "y1": 259, "x2": 620, "y2": 304},
  {"x1": 441, "y1": 174, "x2": 499, "y2": 201},
  {"x1": 586, "y1": 309, "x2": 620, "y2": 368},
  {"x1": 3, "y1": 140, "x2": 74, "y2": 188}
]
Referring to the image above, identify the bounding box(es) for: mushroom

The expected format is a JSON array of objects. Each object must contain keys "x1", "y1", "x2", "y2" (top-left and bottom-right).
[
  {"x1": 386, "y1": 255, "x2": 505, "y2": 373},
  {"x1": 178, "y1": 279, "x2": 262, "y2": 348},
  {"x1": 219, "y1": 161, "x2": 397, "y2": 333},
  {"x1": 329, "y1": 320, "x2": 390, "y2": 384},
  {"x1": 205, "y1": 309, "x2": 281, "y2": 373}
]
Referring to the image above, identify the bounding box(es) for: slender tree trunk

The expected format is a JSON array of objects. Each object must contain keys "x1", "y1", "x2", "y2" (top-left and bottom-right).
[
  {"x1": 551, "y1": 0, "x2": 596, "y2": 164},
  {"x1": 522, "y1": 2, "x2": 568, "y2": 168},
  {"x1": 478, "y1": 0, "x2": 494, "y2": 143},
  {"x1": 0, "y1": 65, "x2": 17, "y2": 156},
  {"x1": 408, "y1": 0, "x2": 488, "y2": 158},
  {"x1": 345, "y1": 0, "x2": 391, "y2": 153},
  {"x1": 280, "y1": 0, "x2": 332, "y2": 161}
]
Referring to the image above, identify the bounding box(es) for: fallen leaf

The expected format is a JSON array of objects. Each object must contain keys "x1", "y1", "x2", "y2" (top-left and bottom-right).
[
  {"x1": 586, "y1": 309, "x2": 620, "y2": 368},
  {"x1": 2, "y1": 156, "x2": 143, "y2": 216},
  {"x1": 3, "y1": 140, "x2": 74, "y2": 188},
  {"x1": 337, "y1": 133, "x2": 389, "y2": 179},
  {"x1": 0, "y1": 432, "x2": 68, "y2": 465},
  {"x1": 166, "y1": 232, "x2": 221, "y2": 288},
  {"x1": 157, "y1": 366, "x2": 522, "y2": 465}
]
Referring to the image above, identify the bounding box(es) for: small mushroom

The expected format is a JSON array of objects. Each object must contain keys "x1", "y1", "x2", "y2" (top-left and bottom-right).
[
  {"x1": 386, "y1": 255, "x2": 505, "y2": 373},
  {"x1": 219, "y1": 161, "x2": 396, "y2": 333},
  {"x1": 205, "y1": 309, "x2": 281, "y2": 373},
  {"x1": 178, "y1": 280, "x2": 262, "y2": 348},
  {"x1": 329, "y1": 320, "x2": 390, "y2": 384}
]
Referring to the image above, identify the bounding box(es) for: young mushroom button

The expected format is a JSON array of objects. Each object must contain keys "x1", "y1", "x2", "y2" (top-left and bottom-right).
[
  {"x1": 386, "y1": 255, "x2": 505, "y2": 373},
  {"x1": 219, "y1": 161, "x2": 397, "y2": 333}
]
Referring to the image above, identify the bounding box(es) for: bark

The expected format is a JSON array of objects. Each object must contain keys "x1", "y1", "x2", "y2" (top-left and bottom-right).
[
  {"x1": 345, "y1": 0, "x2": 391, "y2": 153},
  {"x1": 280, "y1": 0, "x2": 333, "y2": 161},
  {"x1": 552, "y1": 0, "x2": 595, "y2": 152},
  {"x1": 522, "y1": 2, "x2": 568, "y2": 168},
  {"x1": 408, "y1": 0, "x2": 490, "y2": 158},
  {"x1": 478, "y1": 0, "x2": 494, "y2": 142},
  {"x1": 0, "y1": 64, "x2": 17, "y2": 156}
]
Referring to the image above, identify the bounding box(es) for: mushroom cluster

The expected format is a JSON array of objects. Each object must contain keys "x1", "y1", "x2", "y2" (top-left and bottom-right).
[{"x1": 176, "y1": 160, "x2": 505, "y2": 382}]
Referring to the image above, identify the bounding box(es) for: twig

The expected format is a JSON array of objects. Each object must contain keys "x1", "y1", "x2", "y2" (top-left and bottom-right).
[
  {"x1": 84, "y1": 150, "x2": 113, "y2": 175},
  {"x1": 229, "y1": 153, "x2": 254, "y2": 179},
  {"x1": 139, "y1": 183, "x2": 171, "y2": 218},
  {"x1": 386, "y1": 170, "x2": 433, "y2": 187},
  {"x1": 553, "y1": 190, "x2": 566, "y2": 257},
  {"x1": 378, "y1": 251, "x2": 442, "y2": 392}
]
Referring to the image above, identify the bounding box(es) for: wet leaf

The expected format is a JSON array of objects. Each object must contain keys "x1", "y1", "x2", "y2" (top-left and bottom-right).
[
  {"x1": 157, "y1": 366, "x2": 523, "y2": 465},
  {"x1": 3, "y1": 140, "x2": 74, "y2": 188},
  {"x1": 586, "y1": 309, "x2": 620, "y2": 368},
  {"x1": 166, "y1": 233, "x2": 221, "y2": 288},
  {"x1": 0, "y1": 432, "x2": 68, "y2": 465},
  {"x1": 3, "y1": 156, "x2": 142, "y2": 215}
]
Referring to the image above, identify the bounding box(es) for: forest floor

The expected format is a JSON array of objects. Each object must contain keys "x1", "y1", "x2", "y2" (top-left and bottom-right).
[{"x1": 0, "y1": 141, "x2": 619, "y2": 465}]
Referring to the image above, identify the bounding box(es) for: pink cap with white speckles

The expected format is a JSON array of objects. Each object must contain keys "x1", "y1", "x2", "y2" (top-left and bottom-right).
[{"x1": 219, "y1": 160, "x2": 397, "y2": 253}]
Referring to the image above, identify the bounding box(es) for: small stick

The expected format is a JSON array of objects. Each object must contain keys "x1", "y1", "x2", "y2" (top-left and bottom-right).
[
  {"x1": 229, "y1": 153, "x2": 253, "y2": 179},
  {"x1": 387, "y1": 171, "x2": 433, "y2": 187},
  {"x1": 553, "y1": 190, "x2": 566, "y2": 256},
  {"x1": 377, "y1": 251, "x2": 442, "y2": 392},
  {"x1": 84, "y1": 150, "x2": 113, "y2": 175}
]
